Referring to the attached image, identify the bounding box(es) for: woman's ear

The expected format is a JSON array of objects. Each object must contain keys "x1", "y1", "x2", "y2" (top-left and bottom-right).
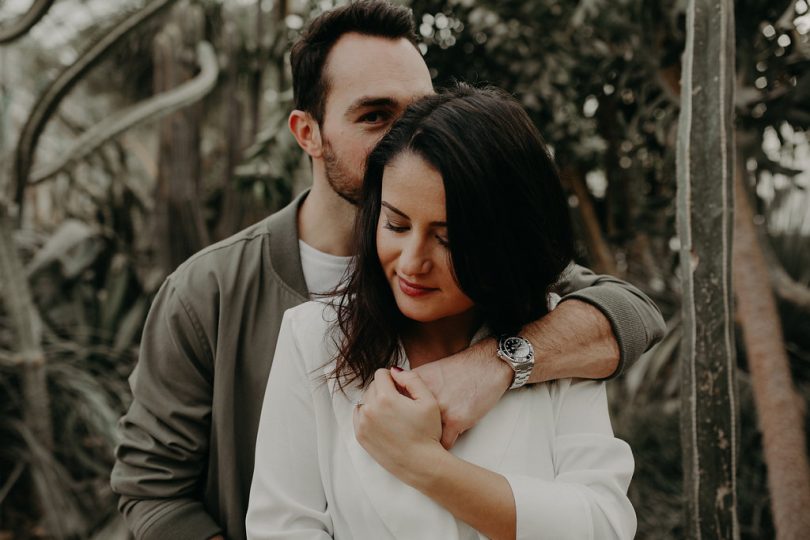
[{"x1": 289, "y1": 110, "x2": 323, "y2": 159}]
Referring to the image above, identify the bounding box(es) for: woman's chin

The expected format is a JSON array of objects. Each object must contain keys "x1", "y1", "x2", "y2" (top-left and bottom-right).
[
  {"x1": 394, "y1": 297, "x2": 440, "y2": 323},
  {"x1": 398, "y1": 307, "x2": 438, "y2": 323}
]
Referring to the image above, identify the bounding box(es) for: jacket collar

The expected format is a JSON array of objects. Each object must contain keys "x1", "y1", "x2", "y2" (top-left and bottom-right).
[{"x1": 266, "y1": 189, "x2": 310, "y2": 300}]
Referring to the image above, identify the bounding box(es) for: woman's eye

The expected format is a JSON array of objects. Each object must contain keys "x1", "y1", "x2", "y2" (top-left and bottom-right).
[
  {"x1": 436, "y1": 235, "x2": 450, "y2": 247},
  {"x1": 383, "y1": 220, "x2": 408, "y2": 232}
]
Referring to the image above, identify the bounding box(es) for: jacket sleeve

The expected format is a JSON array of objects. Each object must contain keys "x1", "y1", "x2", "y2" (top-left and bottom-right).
[
  {"x1": 246, "y1": 311, "x2": 334, "y2": 540},
  {"x1": 504, "y1": 379, "x2": 636, "y2": 540},
  {"x1": 553, "y1": 264, "x2": 666, "y2": 377},
  {"x1": 110, "y1": 277, "x2": 222, "y2": 540}
]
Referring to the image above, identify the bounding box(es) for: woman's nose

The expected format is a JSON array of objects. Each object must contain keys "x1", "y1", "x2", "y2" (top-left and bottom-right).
[{"x1": 399, "y1": 237, "x2": 432, "y2": 275}]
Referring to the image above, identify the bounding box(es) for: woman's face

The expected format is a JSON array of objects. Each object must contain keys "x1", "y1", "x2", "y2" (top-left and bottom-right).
[{"x1": 376, "y1": 152, "x2": 475, "y2": 323}]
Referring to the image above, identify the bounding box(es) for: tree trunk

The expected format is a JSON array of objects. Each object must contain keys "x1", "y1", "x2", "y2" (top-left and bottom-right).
[
  {"x1": 0, "y1": 203, "x2": 61, "y2": 535},
  {"x1": 0, "y1": 206, "x2": 51, "y2": 450},
  {"x1": 214, "y1": 22, "x2": 246, "y2": 241},
  {"x1": 153, "y1": 2, "x2": 210, "y2": 274},
  {"x1": 676, "y1": 1, "x2": 739, "y2": 538},
  {"x1": 249, "y1": 0, "x2": 265, "y2": 140},
  {"x1": 734, "y1": 159, "x2": 810, "y2": 539},
  {"x1": 274, "y1": 0, "x2": 288, "y2": 92}
]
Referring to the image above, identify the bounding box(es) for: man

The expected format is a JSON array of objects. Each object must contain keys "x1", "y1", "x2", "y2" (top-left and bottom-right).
[{"x1": 111, "y1": 2, "x2": 665, "y2": 539}]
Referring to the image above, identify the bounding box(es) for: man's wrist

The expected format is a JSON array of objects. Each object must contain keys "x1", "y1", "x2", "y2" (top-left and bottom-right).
[{"x1": 480, "y1": 337, "x2": 515, "y2": 392}]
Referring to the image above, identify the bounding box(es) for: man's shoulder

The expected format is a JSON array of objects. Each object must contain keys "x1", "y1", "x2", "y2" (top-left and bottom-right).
[
  {"x1": 187, "y1": 216, "x2": 273, "y2": 262},
  {"x1": 166, "y1": 217, "x2": 273, "y2": 290},
  {"x1": 165, "y1": 195, "x2": 305, "y2": 302}
]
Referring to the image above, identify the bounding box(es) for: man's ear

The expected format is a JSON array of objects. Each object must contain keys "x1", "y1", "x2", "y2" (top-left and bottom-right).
[{"x1": 289, "y1": 110, "x2": 323, "y2": 159}]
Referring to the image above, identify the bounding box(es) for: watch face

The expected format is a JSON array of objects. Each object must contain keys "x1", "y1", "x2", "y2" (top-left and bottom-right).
[{"x1": 503, "y1": 337, "x2": 531, "y2": 361}]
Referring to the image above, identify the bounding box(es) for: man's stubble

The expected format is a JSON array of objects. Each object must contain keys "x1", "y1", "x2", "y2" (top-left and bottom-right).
[{"x1": 322, "y1": 136, "x2": 363, "y2": 206}]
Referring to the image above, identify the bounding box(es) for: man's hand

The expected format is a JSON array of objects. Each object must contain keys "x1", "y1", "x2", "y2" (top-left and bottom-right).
[{"x1": 413, "y1": 341, "x2": 512, "y2": 449}]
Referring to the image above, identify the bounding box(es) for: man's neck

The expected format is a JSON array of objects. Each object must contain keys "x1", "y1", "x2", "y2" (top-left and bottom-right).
[{"x1": 297, "y1": 179, "x2": 357, "y2": 257}]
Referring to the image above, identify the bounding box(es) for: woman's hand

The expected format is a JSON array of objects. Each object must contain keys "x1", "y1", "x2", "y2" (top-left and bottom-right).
[{"x1": 353, "y1": 368, "x2": 445, "y2": 485}]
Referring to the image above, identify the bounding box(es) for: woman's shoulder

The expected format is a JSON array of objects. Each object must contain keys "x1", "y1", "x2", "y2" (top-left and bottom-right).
[
  {"x1": 283, "y1": 299, "x2": 338, "y2": 328},
  {"x1": 281, "y1": 300, "x2": 341, "y2": 358}
]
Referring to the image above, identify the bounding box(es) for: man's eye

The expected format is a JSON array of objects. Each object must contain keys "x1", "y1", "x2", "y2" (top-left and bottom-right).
[
  {"x1": 360, "y1": 111, "x2": 389, "y2": 124},
  {"x1": 383, "y1": 220, "x2": 408, "y2": 232}
]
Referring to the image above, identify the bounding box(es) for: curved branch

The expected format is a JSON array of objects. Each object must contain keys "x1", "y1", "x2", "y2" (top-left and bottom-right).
[
  {"x1": 12, "y1": 0, "x2": 179, "y2": 224},
  {"x1": 30, "y1": 41, "x2": 219, "y2": 184},
  {"x1": 0, "y1": 0, "x2": 55, "y2": 44}
]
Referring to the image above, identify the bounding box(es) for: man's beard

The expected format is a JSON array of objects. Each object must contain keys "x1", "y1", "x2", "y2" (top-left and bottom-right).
[{"x1": 322, "y1": 138, "x2": 362, "y2": 206}]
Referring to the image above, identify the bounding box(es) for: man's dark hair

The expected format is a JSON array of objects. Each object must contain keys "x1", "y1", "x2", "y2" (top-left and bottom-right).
[
  {"x1": 290, "y1": 0, "x2": 419, "y2": 124},
  {"x1": 331, "y1": 84, "x2": 577, "y2": 387}
]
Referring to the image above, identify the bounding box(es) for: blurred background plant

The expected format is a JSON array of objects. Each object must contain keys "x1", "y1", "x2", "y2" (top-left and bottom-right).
[{"x1": 0, "y1": 0, "x2": 808, "y2": 538}]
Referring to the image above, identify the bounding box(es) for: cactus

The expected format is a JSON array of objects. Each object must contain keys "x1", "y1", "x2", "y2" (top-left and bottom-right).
[{"x1": 676, "y1": 0, "x2": 739, "y2": 538}]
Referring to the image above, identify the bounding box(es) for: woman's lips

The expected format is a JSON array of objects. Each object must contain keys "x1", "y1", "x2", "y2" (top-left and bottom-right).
[{"x1": 398, "y1": 276, "x2": 438, "y2": 297}]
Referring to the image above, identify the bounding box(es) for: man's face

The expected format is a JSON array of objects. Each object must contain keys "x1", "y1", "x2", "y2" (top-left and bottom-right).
[{"x1": 318, "y1": 33, "x2": 433, "y2": 204}]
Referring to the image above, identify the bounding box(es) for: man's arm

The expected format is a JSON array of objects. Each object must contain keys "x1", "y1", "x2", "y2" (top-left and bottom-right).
[
  {"x1": 414, "y1": 264, "x2": 666, "y2": 448},
  {"x1": 110, "y1": 278, "x2": 223, "y2": 540}
]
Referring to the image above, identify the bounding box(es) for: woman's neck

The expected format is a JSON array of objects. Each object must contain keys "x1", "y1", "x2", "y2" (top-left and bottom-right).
[{"x1": 401, "y1": 310, "x2": 481, "y2": 369}]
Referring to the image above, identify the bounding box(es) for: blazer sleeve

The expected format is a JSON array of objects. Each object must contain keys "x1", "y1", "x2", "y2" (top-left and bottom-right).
[
  {"x1": 110, "y1": 277, "x2": 222, "y2": 540},
  {"x1": 553, "y1": 264, "x2": 666, "y2": 377},
  {"x1": 503, "y1": 380, "x2": 636, "y2": 540},
  {"x1": 246, "y1": 311, "x2": 334, "y2": 540}
]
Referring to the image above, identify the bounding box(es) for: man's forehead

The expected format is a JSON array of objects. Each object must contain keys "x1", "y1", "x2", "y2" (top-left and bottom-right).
[{"x1": 322, "y1": 33, "x2": 433, "y2": 111}]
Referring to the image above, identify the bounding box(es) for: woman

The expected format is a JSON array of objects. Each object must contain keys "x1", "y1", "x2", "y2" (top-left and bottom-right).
[{"x1": 246, "y1": 85, "x2": 636, "y2": 540}]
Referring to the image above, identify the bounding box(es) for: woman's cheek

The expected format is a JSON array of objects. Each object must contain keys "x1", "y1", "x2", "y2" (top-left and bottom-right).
[{"x1": 376, "y1": 231, "x2": 400, "y2": 272}]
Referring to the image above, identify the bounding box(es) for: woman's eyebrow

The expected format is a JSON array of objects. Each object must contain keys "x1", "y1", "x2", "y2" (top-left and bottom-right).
[
  {"x1": 381, "y1": 201, "x2": 408, "y2": 219},
  {"x1": 381, "y1": 202, "x2": 446, "y2": 227}
]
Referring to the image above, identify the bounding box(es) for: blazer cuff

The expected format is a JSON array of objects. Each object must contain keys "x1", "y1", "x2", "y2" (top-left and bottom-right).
[{"x1": 131, "y1": 499, "x2": 222, "y2": 540}]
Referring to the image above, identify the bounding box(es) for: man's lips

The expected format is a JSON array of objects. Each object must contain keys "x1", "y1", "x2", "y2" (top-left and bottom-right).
[{"x1": 397, "y1": 276, "x2": 438, "y2": 297}]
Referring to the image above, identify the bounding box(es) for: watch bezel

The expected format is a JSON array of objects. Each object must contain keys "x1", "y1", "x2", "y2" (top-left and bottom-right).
[{"x1": 497, "y1": 335, "x2": 535, "y2": 390}]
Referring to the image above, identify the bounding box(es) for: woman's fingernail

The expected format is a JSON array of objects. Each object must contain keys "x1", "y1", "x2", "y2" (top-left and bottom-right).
[{"x1": 391, "y1": 366, "x2": 403, "y2": 372}]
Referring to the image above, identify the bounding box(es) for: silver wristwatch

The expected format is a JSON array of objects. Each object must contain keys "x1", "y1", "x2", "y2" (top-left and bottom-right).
[{"x1": 496, "y1": 335, "x2": 535, "y2": 390}]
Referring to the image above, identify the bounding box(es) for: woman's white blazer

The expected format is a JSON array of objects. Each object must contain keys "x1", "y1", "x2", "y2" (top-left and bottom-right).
[{"x1": 246, "y1": 301, "x2": 636, "y2": 540}]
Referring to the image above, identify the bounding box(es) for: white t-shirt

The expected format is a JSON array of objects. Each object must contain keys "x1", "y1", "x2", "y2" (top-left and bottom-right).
[{"x1": 299, "y1": 240, "x2": 353, "y2": 297}]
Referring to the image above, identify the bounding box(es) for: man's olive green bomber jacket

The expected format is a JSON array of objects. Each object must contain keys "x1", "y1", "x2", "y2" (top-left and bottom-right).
[{"x1": 110, "y1": 191, "x2": 665, "y2": 540}]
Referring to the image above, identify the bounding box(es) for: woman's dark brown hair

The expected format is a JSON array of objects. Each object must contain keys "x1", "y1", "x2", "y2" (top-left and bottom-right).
[{"x1": 332, "y1": 84, "x2": 576, "y2": 387}]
